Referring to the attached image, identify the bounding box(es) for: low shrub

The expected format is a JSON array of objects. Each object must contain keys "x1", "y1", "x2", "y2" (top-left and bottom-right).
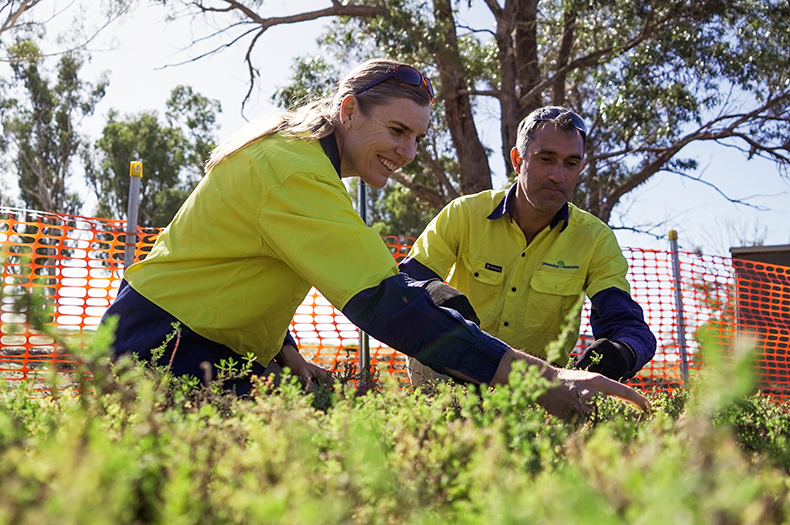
[{"x1": 0, "y1": 291, "x2": 788, "y2": 523}]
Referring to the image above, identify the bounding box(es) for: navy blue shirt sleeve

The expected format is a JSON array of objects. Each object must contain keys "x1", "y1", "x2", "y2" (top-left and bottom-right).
[
  {"x1": 398, "y1": 257, "x2": 442, "y2": 281},
  {"x1": 589, "y1": 287, "x2": 656, "y2": 377},
  {"x1": 342, "y1": 273, "x2": 508, "y2": 384},
  {"x1": 283, "y1": 330, "x2": 297, "y2": 348}
]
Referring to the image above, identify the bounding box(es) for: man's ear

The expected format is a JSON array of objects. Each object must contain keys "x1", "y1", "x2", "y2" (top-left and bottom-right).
[{"x1": 510, "y1": 147, "x2": 522, "y2": 171}]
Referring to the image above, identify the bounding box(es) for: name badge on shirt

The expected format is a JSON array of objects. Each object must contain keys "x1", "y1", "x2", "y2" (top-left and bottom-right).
[{"x1": 485, "y1": 263, "x2": 503, "y2": 273}]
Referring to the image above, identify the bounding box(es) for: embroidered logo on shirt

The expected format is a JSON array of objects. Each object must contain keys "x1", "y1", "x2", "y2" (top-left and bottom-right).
[
  {"x1": 485, "y1": 263, "x2": 503, "y2": 273},
  {"x1": 541, "y1": 260, "x2": 580, "y2": 270}
]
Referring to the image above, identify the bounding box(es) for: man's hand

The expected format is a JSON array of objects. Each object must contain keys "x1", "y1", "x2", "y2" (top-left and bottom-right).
[
  {"x1": 538, "y1": 367, "x2": 650, "y2": 420},
  {"x1": 575, "y1": 339, "x2": 636, "y2": 381},
  {"x1": 443, "y1": 348, "x2": 650, "y2": 419}
]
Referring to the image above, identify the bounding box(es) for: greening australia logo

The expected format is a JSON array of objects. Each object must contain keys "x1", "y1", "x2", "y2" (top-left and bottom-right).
[{"x1": 541, "y1": 259, "x2": 580, "y2": 270}]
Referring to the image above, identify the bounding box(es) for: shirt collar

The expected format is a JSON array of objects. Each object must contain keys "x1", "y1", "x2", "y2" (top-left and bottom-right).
[
  {"x1": 319, "y1": 132, "x2": 342, "y2": 178},
  {"x1": 487, "y1": 182, "x2": 570, "y2": 232}
]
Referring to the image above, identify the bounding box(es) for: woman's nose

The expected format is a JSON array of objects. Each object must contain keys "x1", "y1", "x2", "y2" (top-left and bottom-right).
[{"x1": 397, "y1": 139, "x2": 417, "y2": 163}]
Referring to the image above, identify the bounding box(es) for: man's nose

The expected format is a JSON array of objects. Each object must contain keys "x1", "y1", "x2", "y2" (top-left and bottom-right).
[{"x1": 548, "y1": 163, "x2": 567, "y2": 182}]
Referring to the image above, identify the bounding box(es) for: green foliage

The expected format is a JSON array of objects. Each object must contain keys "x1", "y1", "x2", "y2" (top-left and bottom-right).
[
  {"x1": 272, "y1": 55, "x2": 339, "y2": 110},
  {"x1": 347, "y1": 177, "x2": 441, "y2": 238},
  {"x1": 83, "y1": 86, "x2": 221, "y2": 227},
  {"x1": 2, "y1": 283, "x2": 790, "y2": 523},
  {"x1": 262, "y1": 0, "x2": 790, "y2": 230},
  {"x1": 713, "y1": 394, "x2": 790, "y2": 470},
  {"x1": 1, "y1": 41, "x2": 106, "y2": 214}
]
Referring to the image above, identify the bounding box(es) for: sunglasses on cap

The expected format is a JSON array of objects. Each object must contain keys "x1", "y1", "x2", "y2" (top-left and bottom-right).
[
  {"x1": 354, "y1": 65, "x2": 435, "y2": 102},
  {"x1": 530, "y1": 107, "x2": 587, "y2": 138}
]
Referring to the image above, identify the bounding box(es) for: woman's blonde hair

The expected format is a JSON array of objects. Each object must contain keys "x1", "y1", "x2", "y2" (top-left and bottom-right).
[{"x1": 205, "y1": 58, "x2": 433, "y2": 171}]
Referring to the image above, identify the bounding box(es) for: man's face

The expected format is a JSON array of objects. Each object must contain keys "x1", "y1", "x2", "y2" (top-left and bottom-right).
[{"x1": 511, "y1": 122, "x2": 584, "y2": 217}]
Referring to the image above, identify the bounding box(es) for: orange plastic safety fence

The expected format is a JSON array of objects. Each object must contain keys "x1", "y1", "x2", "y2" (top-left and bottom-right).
[
  {"x1": 2, "y1": 207, "x2": 788, "y2": 399},
  {"x1": 0, "y1": 208, "x2": 152, "y2": 389},
  {"x1": 290, "y1": 236, "x2": 415, "y2": 382},
  {"x1": 731, "y1": 259, "x2": 790, "y2": 400}
]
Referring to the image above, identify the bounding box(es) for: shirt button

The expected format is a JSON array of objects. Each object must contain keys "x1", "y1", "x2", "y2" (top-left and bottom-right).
[
  {"x1": 511, "y1": 287, "x2": 517, "y2": 292},
  {"x1": 474, "y1": 272, "x2": 479, "y2": 277},
  {"x1": 503, "y1": 321, "x2": 509, "y2": 327},
  {"x1": 521, "y1": 253, "x2": 525, "y2": 257}
]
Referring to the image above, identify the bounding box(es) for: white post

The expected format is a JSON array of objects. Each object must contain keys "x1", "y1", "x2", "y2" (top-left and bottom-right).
[
  {"x1": 357, "y1": 180, "x2": 371, "y2": 375},
  {"x1": 669, "y1": 230, "x2": 690, "y2": 387},
  {"x1": 124, "y1": 161, "x2": 143, "y2": 269}
]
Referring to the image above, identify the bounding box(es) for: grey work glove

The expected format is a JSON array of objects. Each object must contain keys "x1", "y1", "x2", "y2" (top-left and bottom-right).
[
  {"x1": 420, "y1": 278, "x2": 481, "y2": 326},
  {"x1": 575, "y1": 338, "x2": 636, "y2": 381}
]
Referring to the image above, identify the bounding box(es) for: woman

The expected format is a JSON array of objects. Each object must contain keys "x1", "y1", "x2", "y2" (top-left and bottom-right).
[{"x1": 104, "y1": 59, "x2": 648, "y2": 416}]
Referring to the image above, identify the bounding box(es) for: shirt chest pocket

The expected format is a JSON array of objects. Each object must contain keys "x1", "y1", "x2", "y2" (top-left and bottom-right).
[
  {"x1": 456, "y1": 255, "x2": 505, "y2": 320},
  {"x1": 460, "y1": 255, "x2": 505, "y2": 286},
  {"x1": 524, "y1": 271, "x2": 585, "y2": 335}
]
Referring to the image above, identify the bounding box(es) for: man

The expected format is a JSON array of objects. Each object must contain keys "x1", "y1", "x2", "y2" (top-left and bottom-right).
[{"x1": 400, "y1": 106, "x2": 656, "y2": 386}]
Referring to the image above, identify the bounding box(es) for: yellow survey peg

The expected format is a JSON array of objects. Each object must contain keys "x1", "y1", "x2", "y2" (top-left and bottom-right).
[{"x1": 130, "y1": 161, "x2": 143, "y2": 178}]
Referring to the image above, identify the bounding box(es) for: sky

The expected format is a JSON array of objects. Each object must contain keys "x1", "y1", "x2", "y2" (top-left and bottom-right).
[{"x1": 4, "y1": 0, "x2": 789, "y2": 257}]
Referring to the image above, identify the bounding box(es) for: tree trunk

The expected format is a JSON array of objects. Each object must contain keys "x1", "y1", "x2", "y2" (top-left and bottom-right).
[
  {"x1": 433, "y1": 0, "x2": 492, "y2": 194},
  {"x1": 514, "y1": 0, "x2": 541, "y2": 116},
  {"x1": 552, "y1": 3, "x2": 577, "y2": 106},
  {"x1": 488, "y1": 0, "x2": 519, "y2": 176}
]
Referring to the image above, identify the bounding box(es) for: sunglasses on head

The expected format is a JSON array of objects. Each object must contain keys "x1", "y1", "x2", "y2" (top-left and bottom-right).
[
  {"x1": 354, "y1": 65, "x2": 435, "y2": 102},
  {"x1": 531, "y1": 107, "x2": 587, "y2": 137}
]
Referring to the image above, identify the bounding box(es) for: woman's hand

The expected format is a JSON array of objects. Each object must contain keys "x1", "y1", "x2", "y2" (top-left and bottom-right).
[{"x1": 274, "y1": 344, "x2": 331, "y2": 390}]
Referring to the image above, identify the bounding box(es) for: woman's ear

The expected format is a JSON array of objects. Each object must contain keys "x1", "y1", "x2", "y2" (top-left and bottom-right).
[{"x1": 340, "y1": 95, "x2": 358, "y2": 129}]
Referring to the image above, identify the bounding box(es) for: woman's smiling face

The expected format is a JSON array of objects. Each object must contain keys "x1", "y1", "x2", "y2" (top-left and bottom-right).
[{"x1": 337, "y1": 96, "x2": 431, "y2": 188}]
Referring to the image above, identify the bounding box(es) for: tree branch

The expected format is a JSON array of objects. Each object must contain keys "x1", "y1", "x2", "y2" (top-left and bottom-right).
[
  {"x1": 389, "y1": 171, "x2": 448, "y2": 210},
  {"x1": 191, "y1": 0, "x2": 386, "y2": 29},
  {"x1": 1, "y1": 0, "x2": 43, "y2": 35},
  {"x1": 454, "y1": 23, "x2": 495, "y2": 38},
  {"x1": 595, "y1": 92, "x2": 790, "y2": 222},
  {"x1": 482, "y1": 0, "x2": 503, "y2": 19},
  {"x1": 610, "y1": 224, "x2": 668, "y2": 241},
  {"x1": 1, "y1": 0, "x2": 131, "y2": 63},
  {"x1": 517, "y1": 5, "x2": 685, "y2": 107},
  {"x1": 175, "y1": 1, "x2": 387, "y2": 108},
  {"x1": 417, "y1": 142, "x2": 459, "y2": 201},
  {"x1": 155, "y1": 23, "x2": 257, "y2": 68},
  {"x1": 667, "y1": 168, "x2": 769, "y2": 211}
]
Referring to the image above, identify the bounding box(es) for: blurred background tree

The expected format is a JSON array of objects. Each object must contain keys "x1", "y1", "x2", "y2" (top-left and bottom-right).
[
  {"x1": 1, "y1": 41, "x2": 105, "y2": 214},
  {"x1": 158, "y1": 0, "x2": 790, "y2": 237},
  {"x1": 83, "y1": 85, "x2": 221, "y2": 227}
]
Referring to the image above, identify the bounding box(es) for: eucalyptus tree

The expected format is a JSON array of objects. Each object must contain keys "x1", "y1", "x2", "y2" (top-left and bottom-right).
[
  {"x1": 1, "y1": 41, "x2": 106, "y2": 214},
  {"x1": 156, "y1": 0, "x2": 790, "y2": 235},
  {"x1": 84, "y1": 86, "x2": 221, "y2": 227}
]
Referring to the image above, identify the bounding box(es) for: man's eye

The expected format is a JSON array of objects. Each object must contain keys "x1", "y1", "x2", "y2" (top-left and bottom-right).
[
  {"x1": 539, "y1": 156, "x2": 553, "y2": 163},
  {"x1": 390, "y1": 127, "x2": 404, "y2": 135}
]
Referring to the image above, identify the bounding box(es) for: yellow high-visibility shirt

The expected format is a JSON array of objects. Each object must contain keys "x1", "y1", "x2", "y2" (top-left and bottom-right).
[
  {"x1": 124, "y1": 133, "x2": 398, "y2": 364},
  {"x1": 406, "y1": 186, "x2": 630, "y2": 363}
]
